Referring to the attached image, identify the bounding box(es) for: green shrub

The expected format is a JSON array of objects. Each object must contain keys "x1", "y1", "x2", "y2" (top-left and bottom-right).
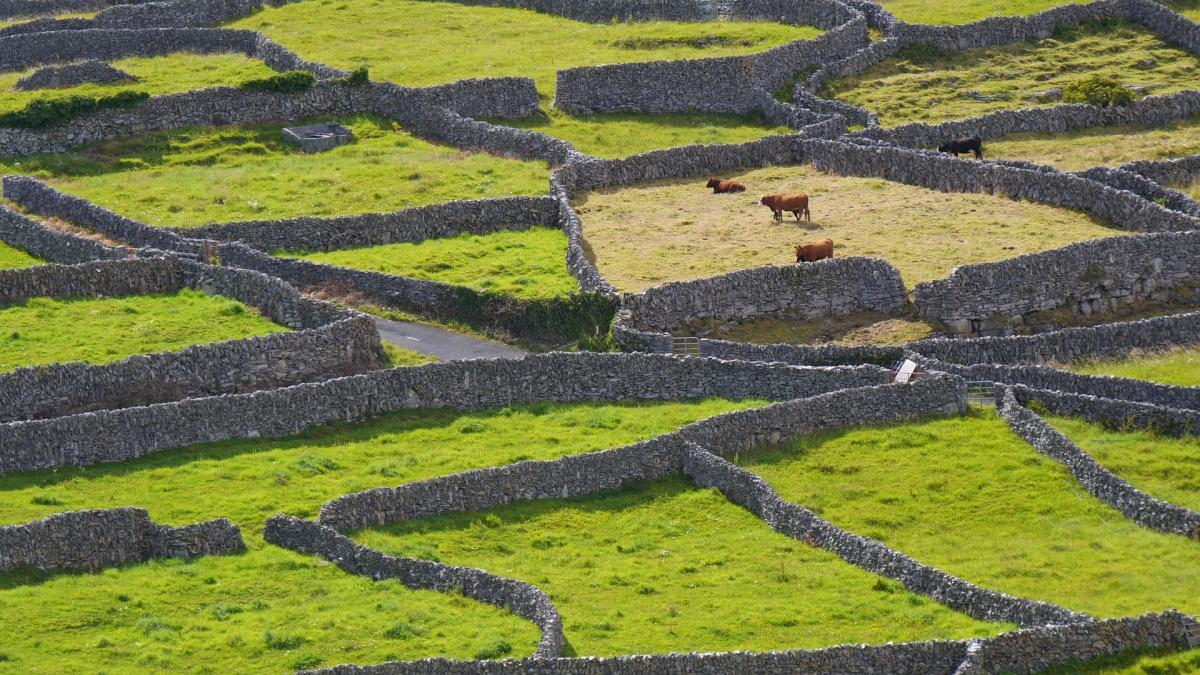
[
  {"x1": 338, "y1": 67, "x2": 370, "y2": 86},
  {"x1": 1062, "y1": 75, "x2": 1135, "y2": 108},
  {"x1": 0, "y1": 91, "x2": 149, "y2": 129},
  {"x1": 473, "y1": 640, "x2": 513, "y2": 660},
  {"x1": 264, "y1": 631, "x2": 303, "y2": 650},
  {"x1": 238, "y1": 70, "x2": 317, "y2": 94}
]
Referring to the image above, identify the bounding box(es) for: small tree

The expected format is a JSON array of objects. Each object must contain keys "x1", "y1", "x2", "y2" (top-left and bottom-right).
[{"x1": 1062, "y1": 75, "x2": 1134, "y2": 107}]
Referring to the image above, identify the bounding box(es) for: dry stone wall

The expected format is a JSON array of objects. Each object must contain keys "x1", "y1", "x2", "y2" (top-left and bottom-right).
[
  {"x1": 0, "y1": 354, "x2": 889, "y2": 474},
  {"x1": 913, "y1": 231, "x2": 1200, "y2": 336},
  {"x1": 0, "y1": 204, "x2": 128, "y2": 264},
  {"x1": 0, "y1": 507, "x2": 243, "y2": 573},
  {"x1": 910, "y1": 311, "x2": 1200, "y2": 366},
  {"x1": 304, "y1": 612, "x2": 1195, "y2": 675},
  {"x1": 1010, "y1": 384, "x2": 1200, "y2": 438},
  {"x1": 14, "y1": 59, "x2": 133, "y2": 89},
  {"x1": 613, "y1": 258, "x2": 908, "y2": 351},
  {"x1": 264, "y1": 515, "x2": 565, "y2": 658},
  {"x1": 0, "y1": 256, "x2": 383, "y2": 423},
  {"x1": 909, "y1": 353, "x2": 1200, "y2": 411},
  {"x1": 997, "y1": 386, "x2": 1200, "y2": 538},
  {"x1": 180, "y1": 197, "x2": 559, "y2": 252}
]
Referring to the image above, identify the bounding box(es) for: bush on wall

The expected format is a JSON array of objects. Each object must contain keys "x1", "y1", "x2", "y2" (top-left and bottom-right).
[
  {"x1": 238, "y1": 70, "x2": 317, "y2": 94},
  {"x1": 0, "y1": 91, "x2": 149, "y2": 129}
]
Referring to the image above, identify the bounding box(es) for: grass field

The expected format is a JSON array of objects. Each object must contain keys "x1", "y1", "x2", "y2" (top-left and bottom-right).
[
  {"x1": 2, "y1": 115, "x2": 549, "y2": 228},
  {"x1": 279, "y1": 228, "x2": 578, "y2": 301},
  {"x1": 0, "y1": 547, "x2": 539, "y2": 672},
  {"x1": 1170, "y1": 0, "x2": 1200, "y2": 22},
  {"x1": 1047, "y1": 415, "x2": 1200, "y2": 512},
  {"x1": 740, "y1": 412, "x2": 1200, "y2": 619},
  {"x1": 490, "y1": 110, "x2": 792, "y2": 159},
  {"x1": 0, "y1": 290, "x2": 286, "y2": 372},
  {"x1": 680, "y1": 312, "x2": 937, "y2": 345},
  {"x1": 0, "y1": 399, "x2": 753, "y2": 669},
  {"x1": 1064, "y1": 345, "x2": 1200, "y2": 386},
  {"x1": 985, "y1": 116, "x2": 1200, "y2": 171},
  {"x1": 380, "y1": 341, "x2": 438, "y2": 367},
  {"x1": 0, "y1": 241, "x2": 41, "y2": 268},
  {"x1": 876, "y1": 0, "x2": 1088, "y2": 25},
  {"x1": 356, "y1": 477, "x2": 1010, "y2": 656},
  {"x1": 228, "y1": 0, "x2": 818, "y2": 96},
  {"x1": 823, "y1": 20, "x2": 1200, "y2": 127},
  {"x1": 0, "y1": 53, "x2": 277, "y2": 114},
  {"x1": 576, "y1": 164, "x2": 1120, "y2": 291}
]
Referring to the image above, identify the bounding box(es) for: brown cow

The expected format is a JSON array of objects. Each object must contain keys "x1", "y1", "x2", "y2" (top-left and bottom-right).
[
  {"x1": 795, "y1": 238, "x2": 834, "y2": 263},
  {"x1": 706, "y1": 177, "x2": 746, "y2": 193},
  {"x1": 761, "y1": 193, "x2": 811, "y2": 222}
]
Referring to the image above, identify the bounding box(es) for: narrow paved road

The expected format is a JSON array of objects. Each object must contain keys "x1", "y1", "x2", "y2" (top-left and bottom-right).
[{"x1": 373, "y1": 317, "x2": 526, "y2": 361}]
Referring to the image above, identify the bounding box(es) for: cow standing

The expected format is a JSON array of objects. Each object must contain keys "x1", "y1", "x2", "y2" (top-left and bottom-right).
[
  {"x1": 795, "y1": 238, "x2": 834, "y2": 263},
  {"x1": 761, "y1": 194, "x2": 811, "y2": 222},
  {"x1": 938, "y1": 136, "x2": 983, "y2": 159}
]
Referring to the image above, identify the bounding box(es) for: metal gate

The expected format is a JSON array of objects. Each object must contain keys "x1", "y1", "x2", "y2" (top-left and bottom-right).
[
  {"x1": 671, "y1": 336, "x2": 700, "y2": 357},
  {"x1": 965, "y1": 381, "x2": 996, "y2": 409}
]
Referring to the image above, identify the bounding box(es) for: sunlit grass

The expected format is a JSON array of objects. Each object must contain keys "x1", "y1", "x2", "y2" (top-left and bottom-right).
[
  {"x1": 491, "y1": 109, "x2": 791, "y2": 158},
  {"x1": 0, "y1": 53, "x2": 277, "y2": 114},
  {"x1": 2, "y1": 115, "x2": 549, "y2": 227},
  {"x1": 278, "y1": 228, "x2": 578, "y2": 300},
  {"x1": 356, "y1": 476, "x2": 1010, "y2": 656},
  {"x1": 877, "y1": 0, "x2": 1088, "y2": 25},
  {"x1": 986, "y1": 116, "x2": 1200, "y2": 171},
  {"x1": 0, "y1": 241, "x2": 41, "y2": 269},
  {"x1": 228, "y1": 0, "x2": 819, "y2": 96},
  {"x1": 1065, "y1": 345, "x2": 1200, "y2": 387},
  {"x1": 740, "y1": 412, "x2": 1200, "y2": 618},
  {"x1": 1048, "y1": 414, "x2": 1200, "y2": 512},
  {"x1": 0, "y1": 289, "x2": 286, "y2": 372},
  {"x1": 577, "y1": 164, "x2": 1119, "y2": 291},
  {"x1": 824, "y1": 20, "x2": 1200, "y2": 126}
]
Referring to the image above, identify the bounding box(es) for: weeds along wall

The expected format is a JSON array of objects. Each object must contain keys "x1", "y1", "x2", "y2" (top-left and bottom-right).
[
  {"x1": 0, "y1": 354, "x2": 890, "y2": 473},
  {"x1": 909, "y1": 352, "x2": 1200, "y2": 411},
  {"x1": 302, "y1": 612, "x2": 1194, "y2": 675},
  {"x1": 0, "y1": 508, "x2": 243, "y2": 573},
  {"x1": 997, "y1": 387, "x2": 1200, "y2": 537},
  {"x1": 912, "y1": 230, "x2": 1200, "y2": 336},
  {"x1": 612, "y1": 258, "x2": 909, "y2": 352},
  {"x1": 179, "y1": 197, "x2": 559, "y2": 252},
  {"x1": 0, "y1": 256, "x2": 383, "y2": 423},
  {"x1": 910, "y1": 311, "x2": 1200, "y2": 366},
  {"x1": 1010, "y1": 384, "x2": 1200, "y2": 438},
  {"x1": 0, "y1": 204, "x2": 128, "y2": 264}
]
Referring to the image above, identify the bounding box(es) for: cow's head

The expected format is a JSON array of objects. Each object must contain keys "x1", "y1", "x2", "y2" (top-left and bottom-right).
[{"x1": 706, "y1": 178, "x2": 719, "y2": 188}]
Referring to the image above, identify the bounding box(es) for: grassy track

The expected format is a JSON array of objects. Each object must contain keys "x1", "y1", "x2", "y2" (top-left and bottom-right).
[
  {"x1": 490, "y1": 110, "x2": 792, "y2": 159},
  {"x1": 356, "y1": 477, "x2": 1010, "y2": 656},
  {"x1": 0, "y1": 53, "x2": 277, "y2": 114},
  {"x1": 576, "y1": 165, "x2": 1119, "y2": 291},
  {"x1": 0, "y1": 399, "x2": 754, "y2": 670},
  {"x1": 986, "y1": 116, "x2": 1200, "y2": 171},
  {"x1": 279, "y1": 228, "x2": 579, "y2": 300},
  {"x1": 877, "y1": 0, "x2": 1088, "y2": 25},
  {"x1": 0, "y1": 290, "x2": 286, "y2": 372},
  {"x1": 824, "y1": 20, "x2": 1200, "y2": 127},
  {"x1": 2, "y1": 115, "x2": 549, "y2": 228},
  {"x1": 1047, "y1": 415, "x2": 1200, "y2": 512},
  {"x1": 0, "y1": 10, "x2": 95, "y2": 28},
  {"x1": 1064, "y1": 346, "x2": 1200, "y2": 386},
  {"x1": 0, "y1": 241, "x2": 41, "y2": 268},
  {"x1": 740, "y1": 413, "x2": 1200, "y2": 618},
  {"x1": 1043, "y1": 646, "x2": 1200, "y2": 673},
  {"x1": 228, "y1": 0, "x2": 818, "y2": 96}
]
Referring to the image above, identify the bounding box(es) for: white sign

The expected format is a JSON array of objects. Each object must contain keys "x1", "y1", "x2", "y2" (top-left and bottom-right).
[{"x1": 894, "y1": 359, "x2": 918, "y2": 384}]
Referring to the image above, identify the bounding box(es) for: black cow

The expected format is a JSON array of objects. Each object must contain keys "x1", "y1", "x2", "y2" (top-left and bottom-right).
[{"x1": 938, "y1": 136, "x2": 983, "y2": 159}]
